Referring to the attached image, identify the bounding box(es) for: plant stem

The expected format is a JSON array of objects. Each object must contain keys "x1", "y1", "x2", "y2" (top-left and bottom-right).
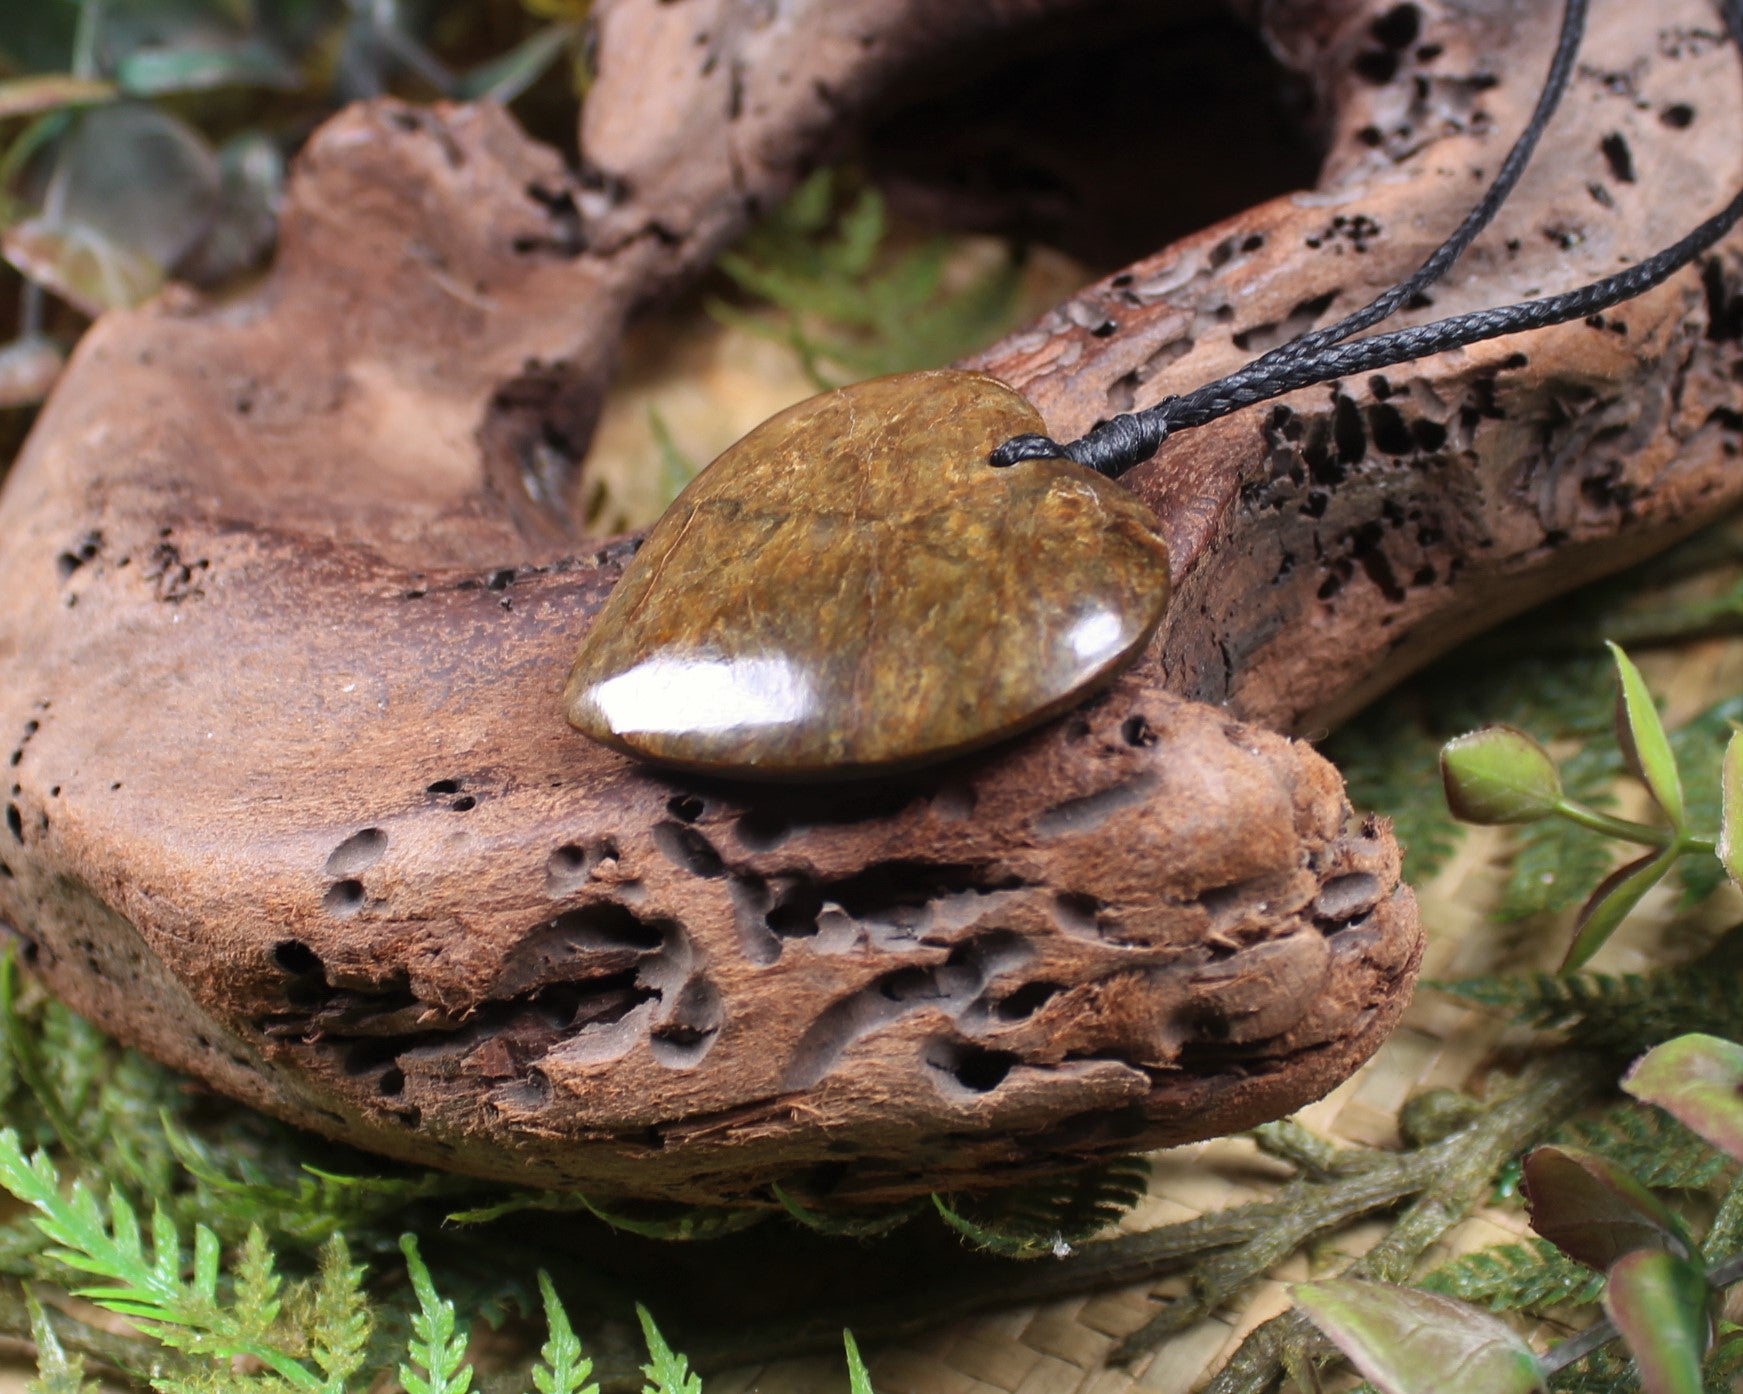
[
  {"x1": 1553, "y1": 800, "x2": 1718, "y2": 856},
  {"x1": 1554, "y1": 800, "x2": 1671, "y2": 847},
  {"x1": 71, "y1": 0, "x2": 103, "y2": 81},
  {"x1": 1197, "y1": 1051, "x2": 1610, "y2": 1394}
]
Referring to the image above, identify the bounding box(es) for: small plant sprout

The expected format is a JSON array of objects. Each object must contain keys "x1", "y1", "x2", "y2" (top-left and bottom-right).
[{"x1": 1439, "y1": 644, "x2": 1729, "y2": 970}]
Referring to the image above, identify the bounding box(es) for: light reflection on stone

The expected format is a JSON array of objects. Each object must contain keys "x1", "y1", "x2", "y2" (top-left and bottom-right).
[{"x1": 586, "y1": 654, "x2": 818, "y2": 738}]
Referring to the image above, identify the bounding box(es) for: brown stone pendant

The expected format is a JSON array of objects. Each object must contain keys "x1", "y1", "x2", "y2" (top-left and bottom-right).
[{"x1": 564, "y1": 369, "x2": 1172, "y2": 778}]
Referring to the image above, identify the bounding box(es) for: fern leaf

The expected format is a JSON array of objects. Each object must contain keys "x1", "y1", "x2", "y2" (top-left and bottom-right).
[
  {"x1": 645, "y1": 408, "x2": 699, "y2": 510},
  {"x1": 1436, "y1": 930, "x2": 1743, "y2": 1052},
  {"x1": 307, "y1": 1236, "x2": 370, "y2": 1394},
  {"x1": 233, "y1": 1228, "x2": 283, "y2": 1343},
  {"x1": 576, "y1": 1196, "x2": 765, "y2": 1242},
  {"x1": 933, "y1": 1157, "x2": 1151, "y2": 1258},
  {"x1": 714, "y1": 167, "x2": 1021, "y2": 387},
  {"x1": 1706, "y1": 1322, "x2": 1743, "y2": 1387},
  {"x1": 770, "y1": 1185, "x2": 922, "y2": 1239},
  {"x1": 843, "y1": 1332, "x2": 875, "y2": 1394},
  {"x1": 1557, "y1": 1103, "x2": 1730, "y2": 1189},
  {"x1": 397, "y1": 1236, "x2": 473, "y2": 1394},
  {"x1": 636, "y1": 1307, "x2": 702, "y2": 1394},
  {"x1": 1419, "y1": 1238, "x2": 1603, "y2": 1313},
  {"x1": 23, "y1": 1287, "x2": 97, "y2": 1394},
  {"x1": 531, "y1": 1272, "x2": 595, "y2": 1394},
  {"x1": 0, "y1": 1131, "x2": 321, "y2": 1389}
]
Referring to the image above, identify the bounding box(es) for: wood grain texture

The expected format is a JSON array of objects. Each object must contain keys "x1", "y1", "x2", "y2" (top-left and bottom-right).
[{"x1": 0, "y1": 0, "x2": 1736, "y2": 1203}]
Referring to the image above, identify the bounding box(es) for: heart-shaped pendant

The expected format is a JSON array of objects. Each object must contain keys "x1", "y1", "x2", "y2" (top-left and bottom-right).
[{"x1": 564, "y1": 369, "x2": 1171, "y2": 778}]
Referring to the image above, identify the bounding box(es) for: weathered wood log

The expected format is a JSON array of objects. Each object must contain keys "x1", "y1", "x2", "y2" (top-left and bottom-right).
[{"x1": 0, "y1": 0, "x2": 1736, "y2": 1205}]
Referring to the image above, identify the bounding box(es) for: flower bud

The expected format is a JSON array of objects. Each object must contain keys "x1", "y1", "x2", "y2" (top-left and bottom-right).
[{"x1": 1440, "y1": 725, "x2": 1562, "y2": 824}]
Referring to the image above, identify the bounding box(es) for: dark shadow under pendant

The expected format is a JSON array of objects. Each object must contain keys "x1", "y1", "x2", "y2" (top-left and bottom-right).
[{"x1": 564, "y1": 370, "x2": 1173, "y2": 779}]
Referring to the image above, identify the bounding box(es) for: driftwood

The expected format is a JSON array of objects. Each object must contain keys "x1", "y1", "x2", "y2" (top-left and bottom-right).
[{"x1": 0, "y1": 0, "x2": 1738, "y2": 1205}]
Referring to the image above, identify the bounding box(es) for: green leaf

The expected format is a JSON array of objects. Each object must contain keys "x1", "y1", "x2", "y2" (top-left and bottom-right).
[
  {"x1": 50, "y1": 103, "x2": 221, "y2": 266},
  {"x1": 637, "y1": 1306, "x2": 703, "y2": 1394},
  {"x1": 1440, "y1": 725, "x2": 1563, "y2": 824},
  {"x1": 307, "y1": 1236, "x2": 371, "y2": 1394},
  {"x1": 1623, "y1": 1032, "x2": 1743, "y2": 1164},
  {"x1": 1520, "y1": 1145, "x2": 1694, "y2": 1271},
  {"x1": 1718, "y1": 731, "x2": 1743, "y2": 890},
  {"x1": 1607, "y1": 642, "x2": 1686, "y2": 828},
  {"x1": 456, "y1": 24, "x2": 580, "y2": 102},
  {"x1": 24, "y1": 1286, "x2": 97, "y2": 1394},
  {"x1": 116, "y1": 39, "x2": 299, "y2": 96},
  {"x1": 0, "y1": 75, "x2": 116, "y2": 120},
  {"x1": 1560, "y1": 845, "x2": 1678, "y2": 972},
  {"x1": 1602, "y1": 1250, "x2": 1711, "y2": 1394},
  {"x1": 398, "y1": 1235, "x2": 473, "y2": 1394},
  {"x1": 844, "y1": 1331, "x2": 875, "y2": 1394},
  {"x1": 1293, "y1": 1279, "x2": 1546, "y2": 1394},
  {"x1": 531, "y1": 1272, "x2": 596, "y2": 1394}
]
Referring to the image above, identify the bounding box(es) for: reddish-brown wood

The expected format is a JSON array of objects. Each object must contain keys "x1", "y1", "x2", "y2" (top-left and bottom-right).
[{"x1": 0, "y1": 0, "x2": 1737, "y2": 1202}]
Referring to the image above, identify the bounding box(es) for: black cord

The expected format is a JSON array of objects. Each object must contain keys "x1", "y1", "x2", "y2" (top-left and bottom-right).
[
  {"x1": 992, "y1": 0, "x2": 1743, "y2": 479},
  {"x1": 1260, "y1": 0, "x2": 1587, "y2": 368}
]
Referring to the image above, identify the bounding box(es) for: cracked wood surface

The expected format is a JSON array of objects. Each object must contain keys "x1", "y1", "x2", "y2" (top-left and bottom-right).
[{"x1": 0, "y1": 0, "x2": 1737, "y2": 1202}]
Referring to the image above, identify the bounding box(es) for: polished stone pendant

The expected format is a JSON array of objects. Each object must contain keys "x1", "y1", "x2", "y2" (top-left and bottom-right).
[{"x1": 564, "y1": 369, "x2": 1172, "y2": 779}]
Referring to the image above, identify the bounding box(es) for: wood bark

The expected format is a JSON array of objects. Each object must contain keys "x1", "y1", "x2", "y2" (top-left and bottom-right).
[{"x1": 0, "y1": 0, "x2": 1736, "y2": 1204}]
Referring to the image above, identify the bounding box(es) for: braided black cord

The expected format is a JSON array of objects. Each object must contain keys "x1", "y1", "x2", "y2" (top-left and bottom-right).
[
  {"x1": 993, "y1": 0, "x2": 1743, "y2": 479},
  {"x1": 1255, "y1": 0, "x2": 1587, "y2": 368}
]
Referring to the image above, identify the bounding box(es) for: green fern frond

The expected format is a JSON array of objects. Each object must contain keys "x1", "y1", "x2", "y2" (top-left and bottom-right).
[
  {"x1": 713, "y1": 168, "x2": 1021, "y2": 388},
  {"x1": 305, "y1": 1238, "x2": 370, "y2": 1394},
  {"x1": 166, "y1": 1121, "x2": 470, "y2": 1252},
  {"x1": 397, "y1": 1236, "x2": 472, "y2": 1394},
  {"x1": 1436, "y1": 930, "x2": 1743, "y2": 1052},
  {"x1": 933, "y1": 1156, "x2": 1151, "y2": 1258},
  {"x1": 646, "y1": 408, "x2": 700, "y2": 510},
  {"x1": 1556, "y1": 1103, "x2": 1730, "y2": 1190},
  {"x1": 24, "y1": 1287, "x2": 98, "y2": 1394},
  {"x1": 1419, "y1": 1238, "x2": 1603, "y2": 1313},
  {"x1": 578, "y1": 1196, "x2": 765, "y2": 1242},
  {"x1": 0, "y1": 1130, "x2": 321, "y2": 1389},
  {"x1": 1549, "y1": 1345, "x2": 1643, "y2": 1394},
  {"x1": 531, "y1": 1272, "x2": 596, "y2": 1394},
  {"x1": 771, "y1": 1185, "x2": 923, "y2": 1239},
  {"x1": 636, "y1": 1306, "x2": 702, "y2": 1394},
  {"x1": 843, "y1": 1331, "x2": 875, "y2": 1394}
]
